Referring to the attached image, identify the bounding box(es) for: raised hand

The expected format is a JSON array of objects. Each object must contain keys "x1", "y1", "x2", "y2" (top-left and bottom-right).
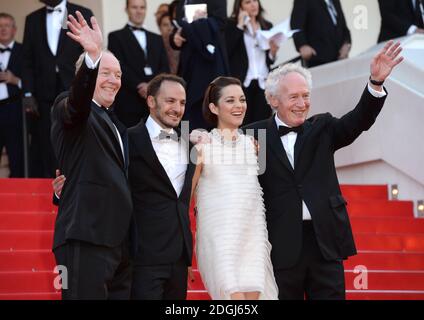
[
  {"x1": 370, "y1": 40, "x2": 403, "y2": 82},
  {"x1": 66, "y1": 11, "x2": 102, "y2": 61}
]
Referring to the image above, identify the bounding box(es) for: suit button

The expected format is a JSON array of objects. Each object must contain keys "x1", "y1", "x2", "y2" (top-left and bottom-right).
[{"x1": 297, "y1": 184, "x2": 303, "y2": 190}]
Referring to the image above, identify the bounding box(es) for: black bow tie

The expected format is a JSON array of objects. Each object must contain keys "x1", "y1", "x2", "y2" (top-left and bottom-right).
[
  {"x1": 158, "y1": 130, "x2": 179, "y2": 142},
  {"x1": 46, "y1": 7, "x2": 62, "y2": 14},
  {"x1": 129, "y1": 25, "x2": 144, "y2": 32},
  {"x1": 0, "y1": 47, "x2": 11, "y2": 53},
  {"x1": 279, "y1": 125, "x2": 304, "y2": 136}
]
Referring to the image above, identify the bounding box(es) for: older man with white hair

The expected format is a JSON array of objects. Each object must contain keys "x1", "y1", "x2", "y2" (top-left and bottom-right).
[{"x1": 244, "y1": 40, "x2": 403, "y2": 300}]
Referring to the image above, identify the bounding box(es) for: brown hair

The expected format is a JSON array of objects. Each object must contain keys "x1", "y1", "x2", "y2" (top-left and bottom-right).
[
  {"x1": 202, "y1": 77, "x2": 242, "y2": 127},
  {"x1": 147, "y1": 73, "x2": 186, "y2": 98},
  {"x1": 230, "y1": 0, "x2": 267, "y2": 29}
]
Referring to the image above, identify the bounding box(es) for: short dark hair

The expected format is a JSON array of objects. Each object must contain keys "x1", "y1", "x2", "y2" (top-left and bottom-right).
[
  {"x1": 0, "y1": 13, "x2": 16, "y2": 26},
  {"x1": 147, "y1": 73, "x2": 186, "y2": 98},
  {"x1": 202, "y1": 77, "x2": 242, "y2": 127}
]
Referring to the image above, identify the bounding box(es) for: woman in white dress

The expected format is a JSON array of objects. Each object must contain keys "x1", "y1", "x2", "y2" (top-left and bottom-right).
[{"x1": 191, "y1": 76, "x2": 278, "y2": 300}]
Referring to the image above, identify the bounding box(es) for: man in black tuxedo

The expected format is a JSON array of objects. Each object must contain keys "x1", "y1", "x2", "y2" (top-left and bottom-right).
[
  {"x1": 22, "y1": 0, "x2": 93, "y2": 178},
  {"x1": 291, "y1": 0, "x2": 351, "y2": 68},
  {"x1": 0, "y1": 13, "x2": 23, "y2": 177},
  {"x1": 50, "y1": 12, "x2": 133, "y2": 300},
  {"x1": 244, "y1": 40, "x2": 403, "y2": 299},
  {"x1": 108, "y1": 0, "x2": 169, "y2": 128},
  {"x1": 378, "y1": 0, "x2": 424, "y2": 43},
  {"x1": 128, "y1": 73, "x2": 196, "y2": 300}
]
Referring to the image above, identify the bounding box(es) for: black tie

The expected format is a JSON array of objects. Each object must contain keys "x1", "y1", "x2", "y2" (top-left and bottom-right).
[
  {"x1": 279, "y1": 125, "x2": 304, "y2": 137},
  {"x1": 158, "y1": 130, "x2": 179, "y2": 142},
  {"x1": 129, "y1": 25, "x2": 144, "y2": 32},
  {"x1": 46, "y1": 7, "x2": 62, "y2": 14},
  {"x1": 415, "y1": 0, "x2": 424, "y2": 28},
  {"x1": 103, "y1": 107, "x2": 128, "y2": 169},
  {"x1": 0, "y1": 47, "x2": 11, "y2": 53}
]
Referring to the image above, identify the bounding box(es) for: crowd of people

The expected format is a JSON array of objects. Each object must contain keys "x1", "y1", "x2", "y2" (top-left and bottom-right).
[
  {"x1": 1, "y1": 0, "x2": 421, "y2": 178},
  {"x1": 0, "y1": 0, "x2": 411, "y2": 300}
]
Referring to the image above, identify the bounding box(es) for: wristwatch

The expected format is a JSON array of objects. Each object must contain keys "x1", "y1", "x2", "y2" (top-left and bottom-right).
[{"x1": 369, "y1": 76, "x2": 384, "y2": 86}]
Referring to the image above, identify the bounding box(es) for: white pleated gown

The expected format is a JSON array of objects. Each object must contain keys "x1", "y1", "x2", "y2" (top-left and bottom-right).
[{"x1": 195, "y1": 130, "x2": 278, "y2": 300}]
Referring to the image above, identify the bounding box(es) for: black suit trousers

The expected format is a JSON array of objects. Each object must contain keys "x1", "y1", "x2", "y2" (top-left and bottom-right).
[
  {"x1": 53, "y1": 239, "x2": 132, "y2": 300},
  {"x1": 130, "y1": 255, "x2": 188, "y2": 300},
  {"x1": 274, "y1": 221, "x2": 346, "y2": 300}
]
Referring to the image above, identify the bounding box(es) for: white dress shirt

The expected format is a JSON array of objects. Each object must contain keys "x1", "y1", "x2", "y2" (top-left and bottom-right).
[
  {"x1": 128, "y1": 22, "x2": 147, "y2": 55},
  {"x1": 243, "y1": 23, "x2": 269, "y2": 90},
  {"x1": 0, "y1": 41, "x2": 17, "y2": 100},
  {"x1": 145, "y1": 116, "x2": 188, "y2": 197},
  {"x1": 85, "y1": 53, "x2": 125, "y2": 161},
  {"x1": 274, "y1": 84, "x2": 387, "y2": 220},
  {"x1": 46, "y1": 0, "x2": 67, "y2": 56}
]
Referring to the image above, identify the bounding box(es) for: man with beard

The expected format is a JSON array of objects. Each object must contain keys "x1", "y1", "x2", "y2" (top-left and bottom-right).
[
  {"x1": 128, "y1": 74, "x2": 196, "y2": 299},
  {"x1": 22, "y1": 0, "x2": 93, "y2": 177}
]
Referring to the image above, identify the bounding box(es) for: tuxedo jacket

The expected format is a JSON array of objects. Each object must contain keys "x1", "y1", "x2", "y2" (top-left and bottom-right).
[
  {"x1": 244, "y1": 87, "x2": 387, "y2": 269},
  {"x1": 50, "y1": 61, "x2": 132, "y2": 250},
  {"x1": 128, "y1": 121, "x2": 196, "y2": 266},
  {"x1": 107, "y1": 26, "x2": 169, "y2": 126},
  {"x1": 22, "y1": 2, "x2": 93, "y2": 102},
  {"x1": 225, "y1": 18, "x2": 274, "y2": 84},
  {"x1": 378, "y1": 0, "x2": 424, "y2": 42},
  {"x1": 291, "y1": 0, "x2": 351, "y2": 67},
  {"x1": 3, "y1": 42, "x2": 23, "y2": 100}
]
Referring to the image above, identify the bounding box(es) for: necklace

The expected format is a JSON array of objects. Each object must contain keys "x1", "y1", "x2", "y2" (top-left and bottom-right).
[{"x1": 211, "y1": 128, "x2": 241, "y2": 148}]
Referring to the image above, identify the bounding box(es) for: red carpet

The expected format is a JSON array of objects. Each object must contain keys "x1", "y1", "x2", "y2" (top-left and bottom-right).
[{"x1": 0, "y1": 179, "x2": 423, "y2": 300}]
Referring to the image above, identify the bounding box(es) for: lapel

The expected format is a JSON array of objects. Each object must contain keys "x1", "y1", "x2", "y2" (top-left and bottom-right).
[
  {"x1": 130, "y1": 121, "x2": 180, "y2": 196},
  {"x1": 7, "y1": 44, "x2": 18, "y2": 70},
  {"x1": 294, "y1": 120, "x2": 312, "y2": 166},
  {"x1": 91, "y1": 103, "x2": 125, "y2": 170},
  {"x1": 124, "y1": 25, "x2": 147, "y2": 63},
  {"x1": 267, "y1": 117, "x2": 294, "y2": 174},
  {"x1": 320, "y1": 0, "x2": 337, "y2": 26},
  {"x1": 57, "y1": 3, "x2": 76, "y2": 57},
  {"x1": 409, "y1": 0, "x2": 416, "y2": 16},
  {"x1": 40, "y1": 9, "x2": 54, "y2": 57},
  {"x1": 56, "y1": 25, "x2": 68, "y2": 57},
  {"x1": 180, "y1": 141, "x2": 197, "y2": 196}
]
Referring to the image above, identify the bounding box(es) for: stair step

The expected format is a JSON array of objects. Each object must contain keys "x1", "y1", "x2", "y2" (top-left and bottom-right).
[
  {"x1": 0, "y1": 212, "x2": 56, "y2": 231},
  {"x1": 348, "y1": 200, "x2": 414, "y2": 218},
  {"x1": 0, "y1": 178, "x2": 53, "y2": 194},
  {"x1": 345, "y1": 252, "x2": 424, "y2": 270},
  {"x1": 0, "y1": 271, "x2": 59, "y2": 294},
  {"x1": 187, "y1": 269, "x2": 204, "y2": 291},
  {"x1": 346, "y1": 290, "x2": 424, "y2": 300},
  {"x1": 187, "y1": 290, "x2": 210, "y2": 300},
  {"x1": 355, "y1": 233, "x2": 424, "y2": 252},
  {"x1": 344, "y1": 270, "x2": 424, "y2": 291},
  {"x1": 0, "y1": 292, "x2": 61, "y2": 300},
  {"x1": 351, "y1": 216, "x2": 424, "y2": 234},
  {"x1": 0, "y1": 250, "x2": 56, "y2": 272},
  {"x1": 0, "y1": 194, "x2": 55, "y2": 212},
  {"x1": 341, "y1": 185, "x2": 388, "y2": 201},
  {"x1": 0, "y1": 231, "x2": 53, "y2": 251}
]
